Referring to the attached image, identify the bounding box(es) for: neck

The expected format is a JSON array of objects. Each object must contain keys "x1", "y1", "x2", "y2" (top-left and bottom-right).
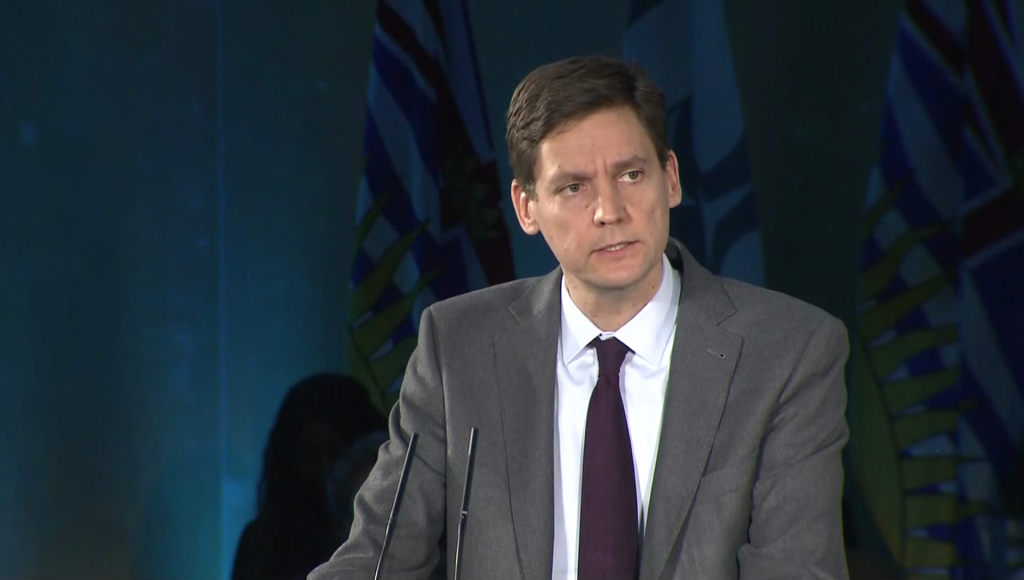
[{"x1": 566, "y1": 260, "x2": 664, "y2": 332}]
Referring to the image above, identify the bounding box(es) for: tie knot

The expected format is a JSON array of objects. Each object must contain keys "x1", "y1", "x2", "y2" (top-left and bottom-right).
[{"x1": 590, "y1": 337, "x2": 631, "y2": 377}]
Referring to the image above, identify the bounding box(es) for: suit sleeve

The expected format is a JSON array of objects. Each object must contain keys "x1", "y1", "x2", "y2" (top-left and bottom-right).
[
  {"x1": 738, "y1": 314, "x2": 851, "y2": 580},
  {"x1": 309, "y1": 306, "x2": 448, "y2": 580}
]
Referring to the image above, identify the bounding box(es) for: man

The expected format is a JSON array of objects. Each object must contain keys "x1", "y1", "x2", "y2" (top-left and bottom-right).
[{"x1": 310, "y1": 55, "x2": 850, "y2": 580}]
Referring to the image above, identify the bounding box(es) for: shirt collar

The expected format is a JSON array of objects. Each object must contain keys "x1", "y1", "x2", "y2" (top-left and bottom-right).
[{"x1": 560, "y1": 253, "x2": 680, "y2": 365}]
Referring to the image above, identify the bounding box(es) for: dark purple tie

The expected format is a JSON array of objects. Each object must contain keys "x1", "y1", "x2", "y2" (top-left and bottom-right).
[{"x1": 578, "y1": 337, "x2": 638, "y2": 580}]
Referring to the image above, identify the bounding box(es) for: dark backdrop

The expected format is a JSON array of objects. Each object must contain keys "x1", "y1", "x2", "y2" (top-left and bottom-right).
[{"x1": 2, "y1": 0, "x2": 969, "y2": 577}]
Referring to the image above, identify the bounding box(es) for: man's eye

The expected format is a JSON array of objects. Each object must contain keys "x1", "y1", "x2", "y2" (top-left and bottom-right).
[
  {"x1": 625, "y1": 170, "x2": 642, "y2": 181},
  {"x1": 565, "y1": 183, "x2": 581, "y2": 193}
]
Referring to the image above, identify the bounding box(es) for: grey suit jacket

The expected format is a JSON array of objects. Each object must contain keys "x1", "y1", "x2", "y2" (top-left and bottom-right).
[{"x1": 310, "y1": 239, "x2": 850, "y2": 580}]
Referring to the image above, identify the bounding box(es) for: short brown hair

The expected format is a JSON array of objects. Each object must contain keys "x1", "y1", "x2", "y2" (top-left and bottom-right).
[{"x1": 505, "y1": 55, "x2": 670, "y2": 197}]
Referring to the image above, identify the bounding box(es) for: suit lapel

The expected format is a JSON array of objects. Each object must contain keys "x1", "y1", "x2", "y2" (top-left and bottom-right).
[
  {"x1": 495, "y1": 268, "x2": 561, "y2": 580},
  {"x1": 639, "y1": 242, "x2": 742, "y2": 580}
]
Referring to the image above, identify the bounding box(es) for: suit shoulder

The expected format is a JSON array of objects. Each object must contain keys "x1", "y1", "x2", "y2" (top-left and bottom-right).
[
  {"x1": 718, "y1": 276, "x2": 846, "y2": 337},
  {"x1": 424, "y1": 276, "x2": 544, "y2": 326}
]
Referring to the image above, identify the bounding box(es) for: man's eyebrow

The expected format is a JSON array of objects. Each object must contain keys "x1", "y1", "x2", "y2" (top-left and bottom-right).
[
  {"x1": 547, "y1": 168, "x2": 593, "y2": 186},
  {"x1": 609, "y1": 154, "x2": 649, "y2": 175},
  {"x1": 546, "y1": 155, "x2": 651, "y2": 187}
]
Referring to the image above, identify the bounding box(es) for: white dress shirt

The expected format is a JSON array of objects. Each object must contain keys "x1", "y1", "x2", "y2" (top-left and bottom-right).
[{"x1": 551, "y1": 254, "x2": 680, "y2": 580}]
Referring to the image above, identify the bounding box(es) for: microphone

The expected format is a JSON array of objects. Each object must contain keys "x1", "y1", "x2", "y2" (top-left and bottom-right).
[
  {"x1": 373, "y1": 431, "x2": 419, "y2": 580},
  {"x1": 452, "y1": 427, "x2": 479, "y2": 580}
]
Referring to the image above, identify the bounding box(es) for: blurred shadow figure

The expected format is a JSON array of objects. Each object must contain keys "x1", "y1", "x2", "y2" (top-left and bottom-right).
[
  {"x1": 327, "y1": 430, "x2": 447, "y2": 580},
  {"x1": 232, "y1": 373, "x2": 386, "y2": 580},
  {"x1": 327, "y1": 429, "x2": 390, "y2": 538}
]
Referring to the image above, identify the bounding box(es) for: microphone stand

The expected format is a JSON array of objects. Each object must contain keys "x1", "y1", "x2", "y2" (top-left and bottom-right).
[
  {"x1": 373, "y1": 432, "x2": 419, "y2": 580},
  {"x1": 452, "y1": 427, "x2": 478, "y2": 580}
]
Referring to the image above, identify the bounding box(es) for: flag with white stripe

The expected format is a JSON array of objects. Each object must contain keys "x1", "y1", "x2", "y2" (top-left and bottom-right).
[
  {"x1": 850, "y1": 0, "x2": 1024, "y2": 576},
  {"x1": 349, "y1": 0, "x2": 515, "y2": 413},
  {"x1": 623, "y1": 0, "x2": 764, "y2": 286}
]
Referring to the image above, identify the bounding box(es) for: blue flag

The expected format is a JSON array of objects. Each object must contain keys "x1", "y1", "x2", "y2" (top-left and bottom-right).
[
  {"x1": 349, "y1": 0, "x2": 516, "y2": 414},
  {"x1": 850, "y1": 0, "x2": 1024, "y2": 576}
]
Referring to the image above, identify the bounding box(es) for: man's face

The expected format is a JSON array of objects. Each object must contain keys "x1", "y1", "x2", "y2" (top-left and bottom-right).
[{"x1": 511, "y1": 106, "x2": 682, "y2": 303}]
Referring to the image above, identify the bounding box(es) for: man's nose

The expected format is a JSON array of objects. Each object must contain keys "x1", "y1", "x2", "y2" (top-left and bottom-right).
[{"x1": 593, "y1": 184, "x2": 626, "y2": 225}]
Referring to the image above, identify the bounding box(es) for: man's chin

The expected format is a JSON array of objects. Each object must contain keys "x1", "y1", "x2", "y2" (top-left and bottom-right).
[
  {"x1": 586, "y1": 262, "x2": 663, "y2": 294},
  {"x1": 584, "y1": 274, "x2": 648, "y2": 294}
]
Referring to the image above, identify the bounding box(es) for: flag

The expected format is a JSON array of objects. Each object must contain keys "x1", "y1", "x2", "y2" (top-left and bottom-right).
[
  {"x1": 348, "y1": 0, "x2": 516, "y2": 414},
  {"x1": 623, "y1": 0, "x2": 764, "y2": 286},
  {"x1": 850, "y1": 0, "x2": 1024, "y2": 577}
]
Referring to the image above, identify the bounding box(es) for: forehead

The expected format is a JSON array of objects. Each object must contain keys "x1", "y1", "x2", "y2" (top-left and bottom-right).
[{"x1": 535, "y1": 107, "x2": 656, "y2": 176}]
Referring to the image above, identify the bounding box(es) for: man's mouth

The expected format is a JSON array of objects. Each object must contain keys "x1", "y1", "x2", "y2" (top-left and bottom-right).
[{"x1": 599, "y1": 242, "x2": 632, "y2": 252}]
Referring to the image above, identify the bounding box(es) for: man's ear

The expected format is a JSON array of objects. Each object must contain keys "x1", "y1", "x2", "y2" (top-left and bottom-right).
[
  {"x1": 664, "y1": 150, "x2": 683, "y2": 208},
  {"x1": 511, "y1": 179, "x2": 540, "y2": 235}
]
